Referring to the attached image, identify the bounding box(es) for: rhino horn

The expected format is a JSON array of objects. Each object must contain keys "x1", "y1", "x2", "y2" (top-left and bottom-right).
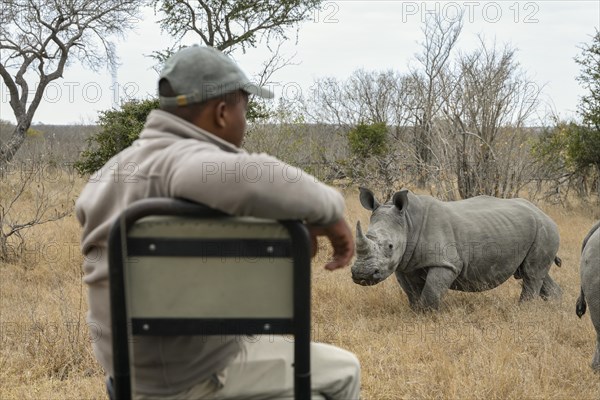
[{"x1": 356, "y1": 221, "x2": 370, "y2": 251}]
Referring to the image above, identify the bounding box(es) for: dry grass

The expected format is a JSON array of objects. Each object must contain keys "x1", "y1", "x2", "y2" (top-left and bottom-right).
[
  {"x1": 1, "y1": 176, "x2": 103, "y2": 399},
  {"x1": 1, "y1": 183, "x2": 599, "y2": 399}
]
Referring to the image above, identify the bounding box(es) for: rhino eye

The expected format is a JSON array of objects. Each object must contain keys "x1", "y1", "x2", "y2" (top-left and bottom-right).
[{"x1": 388, "y1": 244, "x2": 393, "y2": 249}]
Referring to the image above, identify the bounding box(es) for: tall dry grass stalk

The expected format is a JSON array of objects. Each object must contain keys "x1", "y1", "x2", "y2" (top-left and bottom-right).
[{"x1": 1, "y1": 184, "x2": 599, "y2": 399}]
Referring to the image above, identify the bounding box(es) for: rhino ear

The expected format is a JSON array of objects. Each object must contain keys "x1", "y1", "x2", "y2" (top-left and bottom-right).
[
  {"x1": 392, "y1": 189, "x2": 409, "y2": 212},
  {"x1": 359, "y1": 187, "x2": 380, "y2": 211}
]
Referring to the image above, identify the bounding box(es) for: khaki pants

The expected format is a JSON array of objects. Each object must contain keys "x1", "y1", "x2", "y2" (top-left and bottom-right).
[{"x1": 133, "y1": 336, "x2": 360, "y2": 400}]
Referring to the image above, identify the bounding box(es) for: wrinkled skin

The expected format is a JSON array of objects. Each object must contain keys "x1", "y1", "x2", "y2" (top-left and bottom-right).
[
  {"x1": 351, "y1": 187, "x2": 562, "y2": 312},
  {"x1": 576, "y1": 221, "x2": 600, "y2": 372}
]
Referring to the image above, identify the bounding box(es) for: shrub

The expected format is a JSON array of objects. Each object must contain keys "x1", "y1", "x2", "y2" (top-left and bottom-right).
[
  {"x1": 347, "y1": 122, "x2": 388, "y2": 159},
  {"x1": 74, "y1": 99, "x2": 160, "y2": 175}
]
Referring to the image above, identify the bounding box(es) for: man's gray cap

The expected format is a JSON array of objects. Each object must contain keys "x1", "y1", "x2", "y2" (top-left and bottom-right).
[{"x1": 159, "y1": 45, "x2": 274, "y2": 107}]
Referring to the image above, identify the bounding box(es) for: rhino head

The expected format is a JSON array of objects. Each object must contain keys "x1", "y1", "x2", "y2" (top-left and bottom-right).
[{"x1": 351, "y1": 187, "x2": 410, "y2": 286}]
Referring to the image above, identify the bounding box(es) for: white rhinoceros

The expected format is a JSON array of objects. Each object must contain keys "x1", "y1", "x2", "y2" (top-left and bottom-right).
[
  {"x1": 576, "y1": 220, "x2": 600, "y2": 371},
  {"x1": 351, "y1": 188, "x2": 562, "y2": 311}
]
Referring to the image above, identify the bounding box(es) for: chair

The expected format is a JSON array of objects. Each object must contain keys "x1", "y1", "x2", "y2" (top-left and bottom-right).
[{"x1": 108, "y1": 198, "x2": 312, "y2": 400}]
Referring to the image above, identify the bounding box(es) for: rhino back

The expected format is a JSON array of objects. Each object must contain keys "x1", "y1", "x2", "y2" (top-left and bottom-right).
[
  {"x1": 582, "y1": 220, "x2": 600, "y2": 253},
  {"x1": 420, "y1": 195, "x2": 540, "y2": 246}
]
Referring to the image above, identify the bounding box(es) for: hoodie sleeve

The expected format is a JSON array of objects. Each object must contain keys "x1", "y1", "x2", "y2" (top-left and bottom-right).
[{"x1": 165, "y1": 141, "x2": 345, "y2": 225}]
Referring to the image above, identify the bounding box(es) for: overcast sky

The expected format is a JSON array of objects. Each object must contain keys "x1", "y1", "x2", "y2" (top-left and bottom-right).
[{"x1": 1, "y1": 0, "x2": 598, "y2": 125}]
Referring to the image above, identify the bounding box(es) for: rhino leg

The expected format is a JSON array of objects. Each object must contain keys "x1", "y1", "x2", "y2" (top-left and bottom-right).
[
  {"x1": 580, "y1": 227, "x2": 600, "y2": 371},
  {"x1": 540, "y1": 274, "x2": 562, "y2": 300},
  {"x1": 518, "y1": 247, "x2": 554, "y2": 302},
  {"x1": 395, "y1": 270, "x2": 426, "y2": 311},
  {"x1": 519, "y1": 275, "x2": 545, "y2": 302},
  {"x1": 588, "y1": 303, "x2": 600, "y2": 371},
  {"x1": 593, "y1": 337, "x2": 600, "y2": 372},
  {"x1": 418, "y1": 267, "x2": 459, "y2": 311},
  {"x1": 582, "y1": 272, "x2": 600, "y2": 371}
]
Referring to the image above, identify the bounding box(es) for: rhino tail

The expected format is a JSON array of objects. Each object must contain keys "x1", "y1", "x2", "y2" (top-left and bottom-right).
[
  {"x1": 576, "y1": 287, "x2": 587, "y2": 318},
  {"x1": 554, "y1": 256, "x2": 562, "y2": 267}
]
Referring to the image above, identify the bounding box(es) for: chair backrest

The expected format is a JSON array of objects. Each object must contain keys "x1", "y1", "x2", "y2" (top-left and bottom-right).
[{"x1": 108, "y1": 198, "x2": 311, "y2": 400}]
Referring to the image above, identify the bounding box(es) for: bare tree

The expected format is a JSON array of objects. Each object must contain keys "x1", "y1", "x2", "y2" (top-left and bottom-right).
[
  {"x1": 0, "y1": 0, "x2": 141, "y2": 169},
  {"x1": 306, "y1": 69, "x2": 409, "y2": 127},
  {"x1": 1, "y1": 160, "x2": 74, "y2": 262},
  {"x1": 408, "y1": 12, "x2": 463, "y2": 187},
  {"x1": 304, "y1": 76, "x2": 352, "y2": 127},
  {"x1": 246, "y1": 41, "x2": 299, "y2": 122},
  {"x1": 440, "y1": 38, "x2": 542, "y2": 198},
  {"x1": 296, "y1": 13, "x2": 543, "y2": 200}
]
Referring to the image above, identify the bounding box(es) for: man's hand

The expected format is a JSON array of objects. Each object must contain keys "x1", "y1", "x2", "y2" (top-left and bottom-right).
[{"x1": 307, "y1": 218, "x2": 355, "y2": 271}]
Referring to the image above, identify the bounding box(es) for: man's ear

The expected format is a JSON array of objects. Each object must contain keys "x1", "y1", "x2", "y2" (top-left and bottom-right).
[{"x1": 214, "y1": 99, "x2": 228, "y2": 129}]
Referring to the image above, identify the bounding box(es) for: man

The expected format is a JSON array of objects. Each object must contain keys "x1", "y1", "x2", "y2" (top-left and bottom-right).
[{"x1": 76, "y1": 45, "x2": 361, "y2": 399}]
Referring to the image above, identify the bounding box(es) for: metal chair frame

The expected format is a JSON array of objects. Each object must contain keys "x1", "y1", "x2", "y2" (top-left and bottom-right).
[{"x1": 108, "y1": 198, "x2": 312, "y2": 400}]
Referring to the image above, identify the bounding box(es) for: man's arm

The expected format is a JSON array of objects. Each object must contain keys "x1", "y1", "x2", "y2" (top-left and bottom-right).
[{"x1": 167, "y1": 146, "x2": 345, "y2": 226}]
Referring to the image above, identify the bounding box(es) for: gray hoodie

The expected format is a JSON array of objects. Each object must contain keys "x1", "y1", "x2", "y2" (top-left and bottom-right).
[{"x1": 75, "y1": 109, "x2": 345, "y2": 395}]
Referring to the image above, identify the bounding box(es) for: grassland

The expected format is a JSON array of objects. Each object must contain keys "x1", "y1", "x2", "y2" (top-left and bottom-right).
[{"x1": 1, "y1": 180, "x2": 599, "y2": 399}]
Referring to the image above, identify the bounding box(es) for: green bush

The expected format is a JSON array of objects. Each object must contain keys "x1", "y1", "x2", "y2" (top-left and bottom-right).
[
  {"x1": 347, "y1": 122, "x2": 388, "y2": 159},
  {"x1": 532, "y1": 121, "x2": 600, "y2": 182},
  {"x1": 74, "y1": 99, "x2": 159, "y2": 175},
  {"x1": 533, "y1": 30, "x2": 600, "y2": 178}
]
